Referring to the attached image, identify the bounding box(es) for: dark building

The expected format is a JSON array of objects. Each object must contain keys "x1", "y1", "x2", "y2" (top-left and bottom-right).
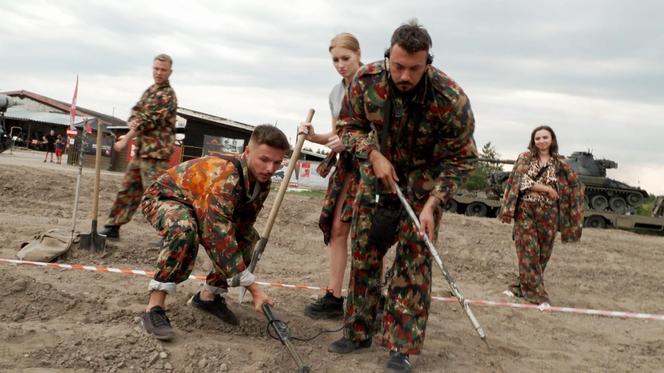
[
  {"x1": 176, "y1": 107, "x2": 254, "y2": 161},
  {"x1": 2, "y1": 90, "x2": 326, "y2": 171},
  {"x1": 176, "y1": 108, "x2": 327, "y2": 162},
  {"x1": 1, "y1": 90, "x2": 124, "y2": 169}
]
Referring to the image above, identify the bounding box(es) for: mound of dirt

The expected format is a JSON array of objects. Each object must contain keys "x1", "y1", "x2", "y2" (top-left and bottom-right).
[{"x1": 1, "y1": 150, "x2": 663, "y2": 372}]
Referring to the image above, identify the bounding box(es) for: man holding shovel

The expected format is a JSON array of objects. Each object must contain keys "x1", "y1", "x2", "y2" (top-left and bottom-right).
[
  {"x1": 101, "y1": 53, "x2": 178, "y2": 239},
  {"x1": 139, "y1": 125, "x2": 289, "y2": 341},
  {"x1": 328, "y1": 20, "x2": 477, "y2": 372}
]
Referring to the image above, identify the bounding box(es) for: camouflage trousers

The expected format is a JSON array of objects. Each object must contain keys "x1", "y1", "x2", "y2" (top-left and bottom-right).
[
  {"x1": 509, "y1": 199, "x2": 559, "y2": 304},
  {"x1": 141, "y1": 195, "x2": 252, "y2": 290},
  {"x1": 344, "y1": 193, "x2": 440, "y2": 355},
  {"x1": 106, "y1": 158, "x2": 169, "y2": 226}
]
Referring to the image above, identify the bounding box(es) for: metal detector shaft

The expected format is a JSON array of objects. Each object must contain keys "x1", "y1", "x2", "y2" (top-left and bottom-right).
[
  {"x1": 394, "y1": 186, "x2": 486, "y2": 339},
  {"x1": 237, "y1": 109, "x2": 315, "y2": 303},
  {"x1": 262, "y1": 304, "x2": 311, "y2": 373}
]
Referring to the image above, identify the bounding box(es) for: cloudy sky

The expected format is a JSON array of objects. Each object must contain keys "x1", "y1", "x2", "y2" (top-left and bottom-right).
[{"x1": 2, "y1": 0, "x2": 663, "y2": 194}]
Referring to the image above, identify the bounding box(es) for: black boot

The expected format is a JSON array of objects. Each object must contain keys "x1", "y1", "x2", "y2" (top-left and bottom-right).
[
  {"x1": 100, "y1": 225, "x2": 120, "y2": 239},
  {"x1": 190, "y1": 292, "x2": 239, "y2": 326},
  {"x1": 141, "y1": 306, "x2": 175, "y2": 341},
  {"x1": 385, "y1": 351, "x2": 412, "y2": 373},
  {"x1": 304, "y1": 291, "x2": 344, "y2": 319},
  {"x1": 328, "y1": 337, "x2": 372, "y2": 354}
]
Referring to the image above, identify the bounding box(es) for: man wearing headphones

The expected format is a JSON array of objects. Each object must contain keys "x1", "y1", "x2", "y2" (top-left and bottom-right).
[{"x1": 328, "y1": 19, "x2": 477, "y2": 373}]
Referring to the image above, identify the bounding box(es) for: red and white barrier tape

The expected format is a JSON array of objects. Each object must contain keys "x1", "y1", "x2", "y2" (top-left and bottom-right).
[
  {"x1": 0, "y1": 258, "x2": 325, "y2": 291},
  {"x1": 2, "y1": 258, "x2": 663, "y2": 322},
  {"x1": 432, "y1": 296, "x2": 664, "y2": 321}
]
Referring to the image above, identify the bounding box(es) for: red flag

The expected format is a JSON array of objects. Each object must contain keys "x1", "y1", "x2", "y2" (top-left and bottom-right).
[{"x1": 69, "y1": 75, "x2": 79, "y2": 130}]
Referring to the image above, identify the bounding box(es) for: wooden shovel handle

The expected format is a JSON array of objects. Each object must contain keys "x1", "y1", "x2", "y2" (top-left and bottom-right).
[{"x1": 91, "y1": 123, "x2": 103, "y2": 219}]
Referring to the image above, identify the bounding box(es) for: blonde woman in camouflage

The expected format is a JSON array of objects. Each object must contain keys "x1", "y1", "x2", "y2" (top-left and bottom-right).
[{"x1": 299, "y1": 33, "x2": 363, "y2": 319}]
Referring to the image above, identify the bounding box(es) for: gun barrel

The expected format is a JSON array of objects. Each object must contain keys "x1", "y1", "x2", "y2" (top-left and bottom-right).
[{"x1": 478, "y1": 157, "x2": 515, "y2": 165}]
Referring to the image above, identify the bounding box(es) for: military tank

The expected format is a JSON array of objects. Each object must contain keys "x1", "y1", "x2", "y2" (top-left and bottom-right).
[
  {"x1": 566, "y1": 151, "x2": 648, "y2": 214},
  {"x1": 485, "y1": 151, "x2": 648, "y2": 215}
]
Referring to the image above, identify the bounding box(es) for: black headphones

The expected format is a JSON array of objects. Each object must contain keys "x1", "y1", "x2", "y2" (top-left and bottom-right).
[{"x1": 384, "y1": 47, "x2": 434, "y2": 65}]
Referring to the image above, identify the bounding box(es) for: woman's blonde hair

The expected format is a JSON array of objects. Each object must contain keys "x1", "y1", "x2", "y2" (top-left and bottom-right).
[{"x1": 329, "y1": 32, "x2": 361, "y2": 53}]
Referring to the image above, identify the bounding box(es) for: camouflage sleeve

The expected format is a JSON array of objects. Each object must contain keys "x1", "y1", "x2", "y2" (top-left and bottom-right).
[
  {"x1": 134, "y1": 87, "x2": 177, "y2": 132},
  {"x1": 201, "y1": 181, "x2": 248, "y2": 278},
  {"x1": 499, "y1": 153, "x2": 528, "y2": 221},
  {"x1": 236, "y1": 226, "x2": 259, "y2": 266},
  {"x1": 429, "y1": 92, "x2": 478, "y2": 203},
  {"x1": 339, "y1": 77, "x2": 378, "y2": 160},
  {"x1": 558, "y1": 161, "x2": 584, "y2": 242},
  {"x1": 128, "y1": 89, "x2": 150, "y2": 123}
]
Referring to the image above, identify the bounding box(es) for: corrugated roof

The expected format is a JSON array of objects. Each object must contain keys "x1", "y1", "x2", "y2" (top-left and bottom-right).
[
  {"x1": 0, "y1": 90, "x2": 126, "y2": 127},
  {"x1": 177, "y1": 107, "x2": 254, "y2": 132},
  {"x1": 4, "y1": 107, "x2": 90, "y2": 126}
]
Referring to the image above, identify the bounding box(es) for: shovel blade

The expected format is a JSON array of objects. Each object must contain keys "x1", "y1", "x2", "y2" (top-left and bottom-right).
[{"x1": 80, "y1": 232, "x2": 107, "y2": 252}]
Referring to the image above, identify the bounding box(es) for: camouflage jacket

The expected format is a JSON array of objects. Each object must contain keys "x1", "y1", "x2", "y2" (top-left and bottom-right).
[
  {"x1": 131, "y1": 81, "x2": 178, "y2": 160},
  {"x1": 152, "y1": 156, "x2": 270, "y2": 274},
  {"x1": 499, "y1": 151, "x2": 584, "y2": 242},
  {"x1": 339, "y1": 61, "x2": 477, "y2": 203}
]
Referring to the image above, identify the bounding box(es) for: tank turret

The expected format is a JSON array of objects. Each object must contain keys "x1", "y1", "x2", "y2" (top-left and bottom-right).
[
  {"x1": 477, "y1": 158, "x2": 513, "y2": 198},
  {"x1": 485, "y1": 151, "x2": 648, "y2": 215},
  {"x1": 566, "y1": 151, "x2": 648, "y2": 214}
]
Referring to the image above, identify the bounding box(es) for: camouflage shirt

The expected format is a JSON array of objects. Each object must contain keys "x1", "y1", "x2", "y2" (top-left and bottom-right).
[
  {"x1": 339, "y1": 61, "x2": 478, "y2": 203},
  {"x1": 131, "y1": 81, "x2": 178, "y2": 160},
  {"x1": 151, "y1": 156, "x2": 270, "y2": 275},
  {"x1": 499, "y1": 151, "x2": 584, "y2": 242}
]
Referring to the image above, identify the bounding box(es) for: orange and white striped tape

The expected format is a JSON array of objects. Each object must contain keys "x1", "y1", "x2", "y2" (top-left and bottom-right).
[{"x1": 2, "y1": 257, "x2": 663, "y2": 322}]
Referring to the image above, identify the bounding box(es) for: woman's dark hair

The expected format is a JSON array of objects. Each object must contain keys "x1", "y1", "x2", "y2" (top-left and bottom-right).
[{"x1": 528, "y1": 125, "x2": 559, "y2": 157}]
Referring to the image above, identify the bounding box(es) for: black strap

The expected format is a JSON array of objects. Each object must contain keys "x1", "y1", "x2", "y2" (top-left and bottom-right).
[
  {"x1": 518, "y1": 163, "x2": 550, "y2": 201},
  {"x1": 534, "y1": 164, "x2": 549, "y2": 181},
  {"x1": 381, "y1": 97, "x2": 392, "y2": 154}
]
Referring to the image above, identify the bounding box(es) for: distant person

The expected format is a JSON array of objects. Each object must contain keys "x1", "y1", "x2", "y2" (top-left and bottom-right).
[
  {"x1": 498, "y1": 125, "x2": 584, "y2": 306},
  {"x1": 42, "y1": 129, "x2": 56, "y2": 163},
  {"x1": 100, "y1": 53, "x2": 178, "y2": 239},
  {"x1": 54, "y1": 134, "x2": 65, "y2": 164},
  {"x1": 138, "y1": 125, "x2": 289, "y2": 341},
  {"x1": 298, "y1": 32, "x2": 364, "y2": 320}
]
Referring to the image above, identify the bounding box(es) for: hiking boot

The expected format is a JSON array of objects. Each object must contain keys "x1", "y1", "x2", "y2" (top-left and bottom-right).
[
  {"x1": 304, "y1": 291, "x2": 344, "y2": 319},
  {"x1": 190, "y1": 292, "x2": 239, "y2": 326},
  {"x1": 100, "y1": 225, "x2": 120, "y2": 239},
  {"x1": 385, "y1": 351, "x2": 412, "y2": 373},
  {"x1": 328, "y1": 337, "x2": 372, "y2": 354},
  {"x1": 141, "y1": 306, "x2": 175, "y2": 341}
]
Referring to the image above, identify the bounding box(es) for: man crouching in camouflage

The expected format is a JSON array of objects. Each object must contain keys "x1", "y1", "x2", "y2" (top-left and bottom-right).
[
  {"x1": 139, "y1": 125, "x2": 290, "y2": 341},
  {"x1": 328, "y1": 20, "x2": 477, "y2": 372}
]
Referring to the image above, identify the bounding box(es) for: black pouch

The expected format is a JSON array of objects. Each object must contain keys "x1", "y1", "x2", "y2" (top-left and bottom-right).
[{"x1": 368, "y1": 194, "x2": 402, "y2": 249}]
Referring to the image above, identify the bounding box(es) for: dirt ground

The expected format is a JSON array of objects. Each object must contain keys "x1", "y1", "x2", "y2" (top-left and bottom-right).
[{"x1": 1, "y1": 149, "x2": 663, "y2": 373}]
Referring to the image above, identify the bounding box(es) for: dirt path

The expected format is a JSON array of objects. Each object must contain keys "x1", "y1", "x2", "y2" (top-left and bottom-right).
[{"x1": 1, "y1": 150, "x2": 663, "y2": 372}]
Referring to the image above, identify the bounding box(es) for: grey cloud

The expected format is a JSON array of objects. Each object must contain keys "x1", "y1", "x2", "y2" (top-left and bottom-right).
[{"x1": 3, "y1": 0, "x2": 663, "y2": 193}]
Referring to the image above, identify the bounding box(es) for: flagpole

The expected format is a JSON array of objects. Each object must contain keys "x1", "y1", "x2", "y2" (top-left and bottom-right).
[{"x1": 69, "y1": 75, "x2": 82, "y2": 242}]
